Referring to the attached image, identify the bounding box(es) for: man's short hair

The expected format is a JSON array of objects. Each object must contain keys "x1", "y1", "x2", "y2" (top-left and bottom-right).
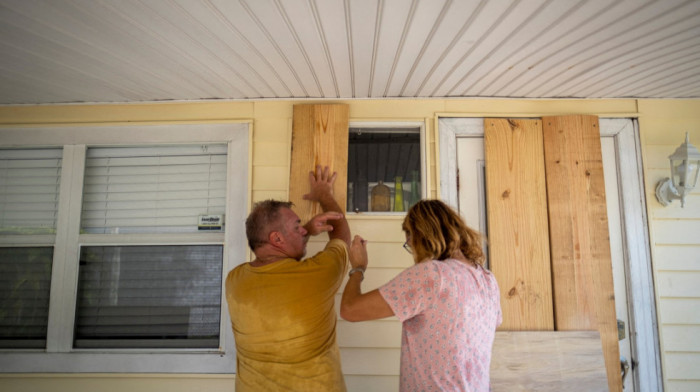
[{"x1": 246, "y1": 200, "x2": 294, "y2": 251}]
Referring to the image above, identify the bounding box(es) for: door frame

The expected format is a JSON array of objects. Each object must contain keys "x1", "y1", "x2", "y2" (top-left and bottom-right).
[{"x1": 437, "y1": 117, "x2": 662, "y2": 392}]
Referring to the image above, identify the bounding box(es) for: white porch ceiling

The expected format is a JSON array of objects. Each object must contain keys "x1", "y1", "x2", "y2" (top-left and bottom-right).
[{"x1": 1, "y1": 0, "x2": 699, "y2": 105}]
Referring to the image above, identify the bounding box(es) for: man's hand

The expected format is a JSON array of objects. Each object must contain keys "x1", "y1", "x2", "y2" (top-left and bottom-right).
[
  {"x1": 349, "y1": 235, "x2": 368, "y2": 271},
  {"x1": 302, "y1": 165, "x2": 351, "y2": 246},
  {"x1": 302, "y1": 165, "x2": 336, "y2": 202},
  {"x1": 304, "y1": 211, "x2": 345, "y2": 237}
]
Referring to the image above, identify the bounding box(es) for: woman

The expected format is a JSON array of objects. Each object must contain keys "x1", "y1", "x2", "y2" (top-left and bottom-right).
[{"x1": 341, "y1": 199, "x2": 502, "y2": 391}]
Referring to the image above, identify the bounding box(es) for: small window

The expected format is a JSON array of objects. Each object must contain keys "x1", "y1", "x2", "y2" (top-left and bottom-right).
[{"x1": 347, "y1": 125, "x2": 423, "y2": 213}]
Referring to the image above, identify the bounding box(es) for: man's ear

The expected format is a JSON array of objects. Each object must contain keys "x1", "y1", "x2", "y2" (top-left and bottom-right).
[{"x1": 268, "y1": 231, "x2": 283, "y2": 246}]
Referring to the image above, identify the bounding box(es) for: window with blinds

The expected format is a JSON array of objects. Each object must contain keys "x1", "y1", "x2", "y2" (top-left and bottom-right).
[
  {"x1": 75, "y1": 144, "x2": 228, "y2": 349},
  {"x1": 74, "y1": 245, "x2": 222, "y2": 349},
  {"x1": 0, "y1": 148, "x2": 62, "y2": 235},
  {"x1": 0, "y1": 148, "x2": 61, "y2": 349},
  {"x1": 1, "y1": 123, "x2": 248, "y2": 372},
  {"x1": 81, "y1": 144, "x2": 227, "y2": 234}
]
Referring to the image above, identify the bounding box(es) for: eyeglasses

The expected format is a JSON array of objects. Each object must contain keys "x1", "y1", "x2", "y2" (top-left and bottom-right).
[{"x1": 403, "y1": 241, "x2": 412, "y2": 254}]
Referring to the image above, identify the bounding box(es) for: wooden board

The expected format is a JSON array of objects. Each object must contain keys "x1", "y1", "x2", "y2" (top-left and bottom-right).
[
  {"x1": 289, "y1": 104, "x2": 349, "y2": 222},
  {"x1": 542, "y1": 115, "x2": 622, "y2": 391},
  {"x1": 490, "y1": 331, "x2": 608, "y2": 392},
  {"x1": 484, "y1": 118, "x2": 554, "y2": 330}
]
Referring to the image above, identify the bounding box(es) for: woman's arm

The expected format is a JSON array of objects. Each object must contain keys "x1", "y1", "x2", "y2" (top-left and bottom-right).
[{"x1": 340, "y1": 235, "x2": 394, "y2": 322}]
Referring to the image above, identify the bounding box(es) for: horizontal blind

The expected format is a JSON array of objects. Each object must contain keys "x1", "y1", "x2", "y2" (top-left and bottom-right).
[
  {"x1": 0, "y1": 247, "x2": 54, "y2": 348},
  {"x1": 75, "y1": 245, "x2": 222, "y2": 349},
  {"x1": 0, "y1": 148, "x2": 62, "y2": 235},
  {"x1": 81, "y1": 144, "x2": 227, "y2": 234}
]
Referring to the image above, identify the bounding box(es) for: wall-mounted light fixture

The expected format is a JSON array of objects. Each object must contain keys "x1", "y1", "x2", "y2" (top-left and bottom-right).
[{"x1": 656, "y1": 132, "x2": 700, "y2": 208}]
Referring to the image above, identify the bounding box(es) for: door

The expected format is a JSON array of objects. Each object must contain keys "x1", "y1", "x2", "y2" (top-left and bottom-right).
[{"x1": 456, "y1": 134, "x2": 635, "y2": 391}]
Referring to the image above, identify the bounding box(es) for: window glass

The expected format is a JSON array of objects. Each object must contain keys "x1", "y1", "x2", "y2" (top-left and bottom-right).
[
  {"x1": 0, "y1": 148, "x2": 62, "y2": 235},
  {"x1": 0, "y1": 247, "x2": 53, "y2": 349},
  {"x1": 74, "y1": 245, "x2": 223, "y2": 349},
  {"x1": 347, "y1": 127, "x2": 421, "y2": 212},
  {"x1": 81, "y1": 144, "x2": 227, "y2": 234}
]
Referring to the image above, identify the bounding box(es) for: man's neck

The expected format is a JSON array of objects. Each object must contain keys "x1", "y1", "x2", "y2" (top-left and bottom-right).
[
  {"x1": 249, "y1": 254, "x2": 285, "y2": 267},
  {"x1": 250, "y1": 245, "x2": 296, "y2": 267}
]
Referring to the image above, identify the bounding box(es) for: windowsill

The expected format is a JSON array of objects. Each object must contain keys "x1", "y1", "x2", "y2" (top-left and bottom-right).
[{"x1": 0, "y1": 350, "x2": 235, "y2": 373}]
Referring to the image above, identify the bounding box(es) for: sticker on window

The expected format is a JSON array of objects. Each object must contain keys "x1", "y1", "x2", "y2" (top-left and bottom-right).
[{"x1": 198, "y1": 214, "x2": 224, "y2": 231}]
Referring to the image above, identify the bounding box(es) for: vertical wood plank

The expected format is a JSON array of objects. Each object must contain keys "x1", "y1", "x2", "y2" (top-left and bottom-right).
[
  {"x1": 289, "y1": 104, "x2": 349, "y2": 222},
  {"x1": 542, "y1": 115, "x2": 622, "y2": 392},
  {"x1": 484, "y1": 118, "x2": 554, "y2": 331}
]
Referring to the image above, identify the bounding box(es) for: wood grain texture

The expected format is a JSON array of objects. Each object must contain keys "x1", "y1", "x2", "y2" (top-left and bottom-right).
[
  {"x1": 484, "y1": 118, "x2": 554, "y2": 330},
  {"x1": 490, "y1": 331, "x2": 608, "y2": 392},
  {"x1": 542, "y1": 115, "x2": 622, "y2": 392},
  {"x1": 289, "y1": 104, "x2": 349, "y2": 223}
]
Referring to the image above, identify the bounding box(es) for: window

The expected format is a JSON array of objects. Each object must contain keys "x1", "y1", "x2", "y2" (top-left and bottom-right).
[
  {"x1": 347, "y1": 123, "x2": 425, "y2": 213},
  {"x1": 0, "y1": 123, "x2": 249, "y2": 373},
  {"x1": 0, "y1": 148, "x2": 62, "y2": 349}
]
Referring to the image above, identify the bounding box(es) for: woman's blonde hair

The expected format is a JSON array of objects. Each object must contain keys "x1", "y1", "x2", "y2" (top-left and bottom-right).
[{"x1": 402, "y1": 199, "x2": 485, "y2": 265}]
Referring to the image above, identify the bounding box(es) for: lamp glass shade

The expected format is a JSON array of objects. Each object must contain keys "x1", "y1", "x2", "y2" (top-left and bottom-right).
[{"x1": 668, "y1": 133, "x2": 700, "y2": 193}]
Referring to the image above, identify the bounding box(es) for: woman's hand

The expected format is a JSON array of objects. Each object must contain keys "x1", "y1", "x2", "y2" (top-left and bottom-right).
[{"x1": 349, "y1": 235, "x2": 368, "y2": 271}]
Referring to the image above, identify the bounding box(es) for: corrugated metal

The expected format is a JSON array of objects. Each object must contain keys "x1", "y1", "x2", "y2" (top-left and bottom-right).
[{"x1": 0, "y1": 0, "x2": 698, "y2": 105}]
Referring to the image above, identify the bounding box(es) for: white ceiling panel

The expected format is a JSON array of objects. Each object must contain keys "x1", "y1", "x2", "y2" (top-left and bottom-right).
[{"x1": 0, "y1": 0, "x2": 698, "y2": 105}]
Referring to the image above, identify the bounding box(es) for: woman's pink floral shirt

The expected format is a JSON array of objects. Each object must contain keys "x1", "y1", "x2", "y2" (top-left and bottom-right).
[{"x1": 379, "y1": 259, "x2": 502, "y2": 391}]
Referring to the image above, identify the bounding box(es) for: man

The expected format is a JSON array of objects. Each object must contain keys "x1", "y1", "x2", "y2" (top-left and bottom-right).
[{"x1": 225, "y1": 166, "x2": 351, "y2": 391}]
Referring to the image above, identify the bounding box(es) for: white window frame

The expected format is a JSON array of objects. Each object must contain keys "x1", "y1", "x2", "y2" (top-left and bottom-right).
[
  {"x1": 437, "y1": 117, "x2": 661, "y2": 392},
  {"x1": 0, "y1": 123, "x2": 250, "y2": 373}
]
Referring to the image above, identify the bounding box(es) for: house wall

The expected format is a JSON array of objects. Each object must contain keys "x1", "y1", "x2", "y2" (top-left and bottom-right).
[
  {"x1": 638, "y1": 100, "x2": 700, "y2": 392},
  {"x1": 0, "y1": 98, "x2": 698, "y2": 391}
]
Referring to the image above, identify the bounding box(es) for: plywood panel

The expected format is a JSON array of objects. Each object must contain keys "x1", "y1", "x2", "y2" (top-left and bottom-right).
[
  {"x1": 542, "y1": 115, "x2": 621, "y2": 392},
  {"x1": 490, "y1": 331, "x2": 607, "y2": 392},
  {"x1": 484, "y1": 118, "x2": 554, "y2": 330},
  {"x1": 289, "y1": 104, "x2": 349, "y2": 223}
]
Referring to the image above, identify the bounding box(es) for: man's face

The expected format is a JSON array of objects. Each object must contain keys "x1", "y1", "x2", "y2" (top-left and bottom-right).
[{"x1": 278, "y1": 208, "x2": 309, "y2": 259}]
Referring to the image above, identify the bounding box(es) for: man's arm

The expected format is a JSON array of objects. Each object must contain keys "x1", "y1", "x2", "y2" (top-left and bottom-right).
[{"x1": 302, "y1": 165, "x2": 351, "y2": 246}]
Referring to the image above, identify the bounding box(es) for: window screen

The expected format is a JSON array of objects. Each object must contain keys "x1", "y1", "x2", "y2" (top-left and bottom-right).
[
  {"x1": 81, "y1": 144, "x2": 227, "y2": 234},
  {"x1": 74, "y1": 245, "x2": 223, "y2": 349},
  {"x1": 347, "y1": 128, "x2": 421, "y2": 212},
  {"x1": 0, "y1": 247, "x2": 53, "y2": 349},
  {"x1": 0, "y1": 148, "x2": 62, "y2": 235}
]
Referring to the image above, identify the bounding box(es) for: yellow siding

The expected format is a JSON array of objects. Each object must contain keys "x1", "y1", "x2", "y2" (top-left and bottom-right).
[
  {"x1": 638, "y1": 100, "x2": 700, "y2": 391},
  {"x1": 1, "y1": 98, "x2": 699, "y2": 391}
]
